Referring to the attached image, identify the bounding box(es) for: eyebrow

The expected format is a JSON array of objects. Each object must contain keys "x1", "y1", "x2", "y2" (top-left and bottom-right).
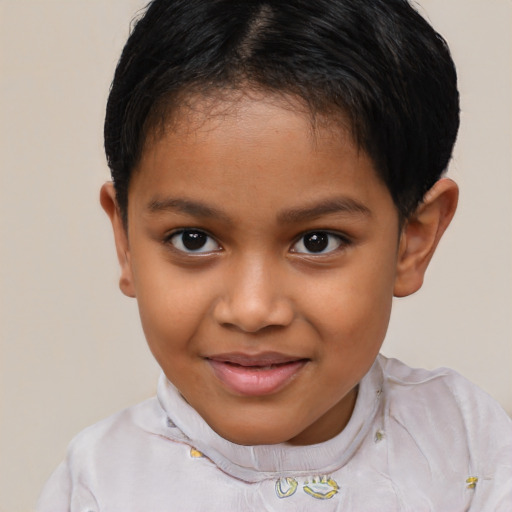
[
  {"x1": 277, "y1": 197, "x2": 371, "y2": 223},
  {"x1": 146, "y1": 195, "x2": 371, "y2": 224},
  {"x1": 146, "y1": 197, "x2": 232, "y2": 223}
]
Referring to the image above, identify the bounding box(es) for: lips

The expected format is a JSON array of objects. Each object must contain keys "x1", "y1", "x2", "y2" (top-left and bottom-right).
[{"x1": 206, "y1": 353, "x2": 308, "y2": 396}]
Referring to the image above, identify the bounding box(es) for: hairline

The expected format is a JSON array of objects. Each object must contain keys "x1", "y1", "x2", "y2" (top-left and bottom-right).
[{"x1": 119, "y1": 84, "x2": 383, "y2": 228}]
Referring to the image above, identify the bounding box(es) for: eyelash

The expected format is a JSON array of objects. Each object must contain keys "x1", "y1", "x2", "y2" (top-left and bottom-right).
[{"x1": 164, "y1": 229, "x2": 350, "y2": 256}]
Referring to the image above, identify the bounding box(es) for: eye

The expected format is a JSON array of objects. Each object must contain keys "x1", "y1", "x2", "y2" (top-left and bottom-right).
[
  {"x1": 291, "y1": 231, "x2": 347, "y2": 255},
  {"x1": 168, "y1": 229, "x2": 221, "y2": 254}
]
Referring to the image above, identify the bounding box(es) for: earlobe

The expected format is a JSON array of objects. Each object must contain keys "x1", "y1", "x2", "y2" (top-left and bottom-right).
[
  {"x1": 394, "y1": 178, "x2": 459, "y2": 297},
  {"x1": 99, "y1": 182, "x2": 136, "y2": 298}
]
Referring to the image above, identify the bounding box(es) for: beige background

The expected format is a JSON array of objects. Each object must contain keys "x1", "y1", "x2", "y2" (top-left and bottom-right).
[{"x1": 1, "y1": 1, "x2": 511, "y2": 510}]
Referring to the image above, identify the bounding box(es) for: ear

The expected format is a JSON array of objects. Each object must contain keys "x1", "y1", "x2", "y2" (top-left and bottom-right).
[
  {"x1": 99, "y1": 182, "x2": 136, "y2": 298},
  {"x1": 394, "y1": 178, "x2": 458, "y2": 297}
]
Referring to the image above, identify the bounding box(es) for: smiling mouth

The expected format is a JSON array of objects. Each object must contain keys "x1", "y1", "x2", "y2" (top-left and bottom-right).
[{"x1": 206, "y1": 354, "x2": 308, "y2": 396}]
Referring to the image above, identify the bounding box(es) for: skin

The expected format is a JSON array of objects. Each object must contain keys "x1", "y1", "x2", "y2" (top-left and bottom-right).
[{"x1": 101, "y1": 93, "x2": 458, "y2": 446}]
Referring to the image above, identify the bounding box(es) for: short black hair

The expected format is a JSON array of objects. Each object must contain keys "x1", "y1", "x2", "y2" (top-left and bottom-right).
[{"x1": 104, "y1": 0, "x2": 459, "y2": 223}]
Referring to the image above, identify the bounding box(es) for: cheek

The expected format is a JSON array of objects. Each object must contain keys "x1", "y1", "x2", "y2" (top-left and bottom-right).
[
  {"x1": 132, "y1": 264, "x2": 215, "y2": 358},
  {"x1": 303, "y1": 255, "x2": 396, "y2": 348}
]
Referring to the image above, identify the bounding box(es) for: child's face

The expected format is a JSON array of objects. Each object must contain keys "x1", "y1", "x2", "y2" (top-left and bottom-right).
[{"x1": 113, "y1": 94, "x2": 404, "y2": 446}]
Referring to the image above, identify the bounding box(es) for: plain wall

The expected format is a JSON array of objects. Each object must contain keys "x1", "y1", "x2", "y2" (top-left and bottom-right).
[{"x1": 1, "y1": 1, "x2": 510, "y2": 510}]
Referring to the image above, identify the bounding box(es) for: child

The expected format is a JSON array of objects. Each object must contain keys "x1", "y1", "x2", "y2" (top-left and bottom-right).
[{"x1": 37, "y1": 0, "x2": 512, "y2": 510}]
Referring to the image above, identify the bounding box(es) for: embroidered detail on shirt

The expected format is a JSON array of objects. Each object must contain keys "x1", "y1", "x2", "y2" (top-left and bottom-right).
[
  {"x1": 303, "y1": 476, "x2": 339, "y2": 500},
  {"x1": 374, "y1": 429, "x2": 385, "y2": 442},
  {"x1": 190, "y1": 447, "x2": 204, "y2": 458},
  {"x1": 275, "y1": 477, "x2": 298, "y2": 498},
  {"x1": 466, "y1": 476, "x2": 478, "y2": 489},
  {"x1": 275, "y1": 476, "x2": 339, "y2": 500},
  {"x1": 166, "y1": 418, "x2": 176, "y2": 428}
]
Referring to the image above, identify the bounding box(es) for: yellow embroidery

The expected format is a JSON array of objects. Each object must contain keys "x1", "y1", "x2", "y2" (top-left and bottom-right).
[
  {"x1": 303, "y1": 476, "x2": 339, "y2": 500},
  {"x1": 190, "y1": 447, "x2": 204, "y2": 458},
  {"x1": 375, "y1": 430, "x2": 385, "y2": 442},
  {"x1": 466, "y1": 477, "x2": 478, "y2": 489},
  {"x1": 275, "y1": 477, "x2": 298, "y2": 498}
]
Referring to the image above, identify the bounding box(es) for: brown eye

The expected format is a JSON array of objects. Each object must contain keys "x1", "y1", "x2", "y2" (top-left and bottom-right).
[
  {"x1": 169, "y1": 230, "x2": 220, "y2": 253},
  {"x1": 182, "y1": 231, "x2": 207, "y2": 250},
  {"x1": 291, "y1": 231, "x2": 346, "y2": 255},
  {"x1": 303, "y1": 232, "x2": 328, "y2": 252}
]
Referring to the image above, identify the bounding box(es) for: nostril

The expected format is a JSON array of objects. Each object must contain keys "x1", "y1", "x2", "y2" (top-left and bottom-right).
[{"x1": 212, "y1": 296, "x2": 294, "y2": 333}]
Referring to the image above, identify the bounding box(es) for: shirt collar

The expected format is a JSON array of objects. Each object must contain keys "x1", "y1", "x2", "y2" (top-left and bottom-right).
[{"x1": 156, "y1": 356, "x2": 384, "y2": 482}]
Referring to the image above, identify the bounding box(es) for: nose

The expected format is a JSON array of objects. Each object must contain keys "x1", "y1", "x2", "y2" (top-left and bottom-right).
[{"x1": 213, "y1": 256, "x2": 294, "y2": 333}]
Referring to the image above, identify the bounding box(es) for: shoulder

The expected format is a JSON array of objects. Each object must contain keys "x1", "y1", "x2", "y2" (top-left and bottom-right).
[
  {"x1": 377, "y1": 354, "x2": 511, "y2": 427},
  {"x1": 376, "y1": 355, "x2": 512, "y2": 508},
  {"x1": 68, "y1": 397, "x2": 158, "y2": 447},
  {"x1": 37, "y1": 397, "x2": 198, "y2": 510},
  {"x1": 64, "y1": 395, "x2": 180, "y2": 467},
  {"x1": 37, "y1": 398, "x2": 164, "y2": 511}
]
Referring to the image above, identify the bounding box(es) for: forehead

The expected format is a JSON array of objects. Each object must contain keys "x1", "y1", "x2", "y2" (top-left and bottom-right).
[
  {"x1": 144, "y1": 89, "x2": 353, "y2": 156},
  {"x1": 129, "y1": 93, "x2": 394, "y2": 224}
]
